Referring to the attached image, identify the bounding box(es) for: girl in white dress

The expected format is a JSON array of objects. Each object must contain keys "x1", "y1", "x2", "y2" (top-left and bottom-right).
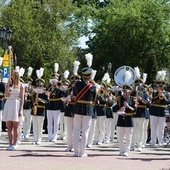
[{"x1": 2, "y1": 70, "x2": 25, "y2": 150}]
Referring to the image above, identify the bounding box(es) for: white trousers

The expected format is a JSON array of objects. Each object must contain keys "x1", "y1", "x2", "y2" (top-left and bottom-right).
[
  {"x1": 142, "y1": 119, "x2": 149, "y2": 145},
  {"x1": 23, "y1": 109, "x2": 32, "y2": 136},
  {"x1": 17, "y1": 121, "x2": 23, "y2": 144},
  {"x1": 94, "y1": 118, "x2": 99, "y2": 142},
  {"x1": 0, "y1": 110, "x2": 2, "y2": 136},
  {"x1": 95, "y1": 116, "x2": 106, "y2": 143},
  {"x1": 47, "y1": 110, "x2": 60, "y2": 140},
  {"x1": 150, "y1": 115, "x2": 165, "y2": 144},
  {"x1": 73, "y1": 114, "x2": 92, "y2": 155},
  {"x1": 64, "y1": 116, "x2": 74, "y2": 148},
  {"x1": 117, "y1": 126, "x2": 133, "y2": 153},
  {"x1": 59, "y1": 112, "x2": 66, "y2": 138},
  {"x1": 131, "y1": 118, "x2": 145, "y2": 148},
  {"x1": 110, "y1": 113, "x2": 118, "y2": 141},
  {"x1": 32, "y1": 116, "x2": 44, "y2": 142},
  {"x1": 87, "y1": 118, "x2": 97, "y2": 146},
  {"x1": 105, "y1": 118, "x2": 112, "y2": 141}
]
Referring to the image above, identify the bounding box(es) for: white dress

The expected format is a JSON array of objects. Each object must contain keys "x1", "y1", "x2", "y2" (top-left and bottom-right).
[{"x1": 2, "y1": 85, "x2": 23, "y2": 122}]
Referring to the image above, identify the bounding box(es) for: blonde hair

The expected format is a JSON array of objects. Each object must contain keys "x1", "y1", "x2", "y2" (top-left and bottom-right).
[{"x1": 12, "y1": 71, "x2": 20, "y2": 88}]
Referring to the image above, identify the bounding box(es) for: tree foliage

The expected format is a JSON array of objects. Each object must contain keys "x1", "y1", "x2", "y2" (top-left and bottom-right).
[
  {"x1": 1, "y1": 0, "x2": 170, "y2": 84},
  {"x1": 145, "y1": 52, "x2": 158, "y2": 85},
  {"x1": 85, "y1": 0, "x2": 170, "y2": 81},
  {"x1": 0, "y1": 0, "x2": 82, "y2": 82},
  {"x1": 72, "y1": 0, "x2": 110, "y2": 8}
]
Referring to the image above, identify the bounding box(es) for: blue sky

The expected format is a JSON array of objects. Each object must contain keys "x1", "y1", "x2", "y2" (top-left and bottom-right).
[{"x1": 78, "y1": 36, "x2": 89, "y2": 49}]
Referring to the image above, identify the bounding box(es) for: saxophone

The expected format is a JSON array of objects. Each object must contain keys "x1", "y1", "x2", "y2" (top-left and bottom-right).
[{"x1": 33, "y1": 92, "x2": 39, "y2": 116}]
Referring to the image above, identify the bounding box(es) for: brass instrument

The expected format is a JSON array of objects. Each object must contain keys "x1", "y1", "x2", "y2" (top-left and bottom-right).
[
  {"x1": 153, "y1": 90, "x2": 167, "y2": 104},
  {"x1": 43, "y1": 85, "x2": 52, "y2": 97},
  {"x1": 56, "y1": 81, "x2": 62, "y2": 88},
  {"x1": 158, "y1": 90, "x2": 164, "y2": 100},
  {"x1": 46, "y1": 85, "x2": 52, "y2": 92},
  {"x1": 32, "y1": 92, "x2": 39, "y2": 116},
  {"x1": 97, "y1": 87, "x2": 106, "y2": 102},
  {"x1": 0, "y1": 91, "x2": 4, "y2": 98},
  {"x1": 99, "y1": 88, "x2": 105, "y2": 95}
]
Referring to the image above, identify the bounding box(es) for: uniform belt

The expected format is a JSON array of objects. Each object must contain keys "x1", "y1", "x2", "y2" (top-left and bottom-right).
[
  {"x1": 99, "y1": 104, "x2": 106, "y2": 107},
  {"x1": 119, "y1": 113, "x2": 134, "y2": 116},
  {"x1": 77, "y1": 100, "x2": 93, "y2": 105},
  {"x1": 49, "y1": 98, "x2": 61, "y2": 101},
  {"x1": 37, "y1": 106, "x2": 45, "y2": 108},
  {"x1": 151, "y1": 104, "x2": 167, "y2": 108},
  {"x1": 137, "y1": 105, "x2": 146, "y2": 108},
  {"x1": 33, "y1": 105, "x2": 45, "y2": 109},
  {"x1": 69, "y1": 102, "x2": 75, "y2": 105},
  {"x1": 107, "y1": 106, "x2": 113, "y2": 108},
  {"x1": 27, "y1": 100, "x2": 31, "y2": 102}
]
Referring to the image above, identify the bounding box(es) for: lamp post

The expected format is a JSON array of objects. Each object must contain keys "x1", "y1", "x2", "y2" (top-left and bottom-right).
[
  {"x1": 0, "y1": 27, "x2": 13, "y2": 83},
  {"x1": 107, "y1": 62, "x2": 112, "y2": 74},
  {"x1": 0, "y1": 27, "x2": 12, "y2": 49}
]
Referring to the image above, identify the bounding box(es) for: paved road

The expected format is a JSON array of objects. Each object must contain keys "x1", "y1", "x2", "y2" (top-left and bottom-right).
[{"x1": 0, "y1": 132, "x2": 170, "y2": 170}]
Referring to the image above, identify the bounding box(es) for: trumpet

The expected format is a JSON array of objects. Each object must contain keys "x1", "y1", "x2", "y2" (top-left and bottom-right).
[
  {"x1": 56, "y1": 81, "x2": 63, "y2": 89},
  {"x1": 158, "y1": 90, "x2": 164, "y2": 100},
  {"x1": 98, "y1": 87, "x2": 105, "y2": 95}
]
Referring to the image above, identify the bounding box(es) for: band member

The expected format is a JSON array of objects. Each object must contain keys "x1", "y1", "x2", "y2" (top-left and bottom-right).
[
  {"x1": 130, "y1": 78, "x2": 150, "y2": 152},
  {"x1": 2, "y1": 70, "x2": 25, "y2": 150},
  {"x1": 63, "y1": 74, "x2": 80, "y2": 151},
  {"x1": 105, "y1": 86, "x2": 117, "y2": 144},
  {"x1": 22, "y1": 77, "x2": 33, "y2": 139},
  {"x1": 150, "y1": 72, "x2": 170, "y2": 146},
  {"x1": 73, "y1": 67, "x2": 97, "y2": 157},
  {"x1": 0, "y1": 71, "x2": 5, "y2": 136},
  {"x1": 116, "y1": 84, "x2": 137, "y2": 156},
  {"x1": 94, "y1": 82, "x2": 107, "y2": 145},
  {"x1": 46, "y1": 73, "x2": 66, "y2": 142},
  {"x1": 110, "y1": 86, "x2": 121, "y2": 142},
  {"x1": 86, "y1": 80, "x2": 98, "y2": 148},
  {"x1": 142, "y1": 84, "x2": 152, "y2": 147},
  {"x1": 58, "y1": 71, "x2": 70, "y2": 140},
  {"x1": 31, "y1": 76, "x2": 49, "y2": 145},
  {"x1": 63, "y1": 61, "x2": 81, "y2": 151}
]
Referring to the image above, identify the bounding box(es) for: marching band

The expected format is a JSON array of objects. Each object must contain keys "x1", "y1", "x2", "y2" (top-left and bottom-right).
[{"x1": 0, "y1": 62, "x2": 170, "y2": 156}]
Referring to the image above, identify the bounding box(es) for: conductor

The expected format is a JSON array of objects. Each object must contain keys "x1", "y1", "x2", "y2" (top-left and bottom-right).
[{"x1": 72, "y1": 67, "x2": 97, "y2": 157}]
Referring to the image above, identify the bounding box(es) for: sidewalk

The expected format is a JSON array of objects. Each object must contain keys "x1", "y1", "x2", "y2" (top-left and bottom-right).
[{"x1": 0, "y1": 132, "x2": 170, "y2": 170}]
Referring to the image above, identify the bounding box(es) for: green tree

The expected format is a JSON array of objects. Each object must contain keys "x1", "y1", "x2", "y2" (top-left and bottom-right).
[
  {"x1": 72, "y1": 0, "x2": 110, "y2": 8},
  {"x1": 145, "y1": 52, "x2": 158, "y2": 85},
  {"x1": 0, "y1": 0, "x2": 82, "y2": 82},
  {"x1": 86, "y1": 0, "x2": 170, "y2": 80}
]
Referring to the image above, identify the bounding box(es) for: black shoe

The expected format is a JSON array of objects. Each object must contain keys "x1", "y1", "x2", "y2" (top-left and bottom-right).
[{"x1": 2, "y1": 129, "x2": 7, "y2": 132}]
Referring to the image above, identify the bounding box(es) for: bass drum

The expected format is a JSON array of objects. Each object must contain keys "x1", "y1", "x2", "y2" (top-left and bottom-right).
[{"x1": 114, "y1": 66, "x2": 136, "y2": 86}]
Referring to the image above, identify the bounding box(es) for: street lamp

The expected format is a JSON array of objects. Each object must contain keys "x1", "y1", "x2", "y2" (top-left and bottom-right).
[
  {"x1": 0, "y1": 27, "x2": 12, "y2": 49},
  {"x1": 107, "y1": 62, "x2": 112, "y2": 73}
]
